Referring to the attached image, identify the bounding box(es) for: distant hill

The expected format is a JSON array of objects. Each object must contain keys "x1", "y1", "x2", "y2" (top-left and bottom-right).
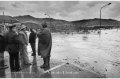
[
  {"x1": 13, "y1": 15, "x2": 75, "y2": 32},
  {"x1": 0, "y1": 15, "x2": 120, "y2": 32},
  {"x1": 0, "y1": 15, "x2": 18, "y2": 23},
  {"x1": 72, "y1": 18, "x2": 120, "y2": 30},
  {"x1": 13, "y1": 15, "x2": 120, "y2": 31}
]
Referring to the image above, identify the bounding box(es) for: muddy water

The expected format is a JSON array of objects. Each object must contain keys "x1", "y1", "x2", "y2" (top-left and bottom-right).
[
  {"x1": 50, "y1": 29, "x2": 120, "y2": 78},
  {"x1": 4, "y1": 29, "x2": 120, "y2": 78},
  {"x1": 26, "y1": 29, "x2": 120, "y2": 77}
]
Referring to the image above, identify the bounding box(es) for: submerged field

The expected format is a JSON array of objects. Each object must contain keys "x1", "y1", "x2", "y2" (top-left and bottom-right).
[
  {"x1": 46, "y1": 29, "x2": 120, "y2": 78},
  {"x1": 2, "y1": 29, "x2": 120, "y2": 78},
  {"x1": 22, "y1": 29, "x2": 120, "y2": 78}
]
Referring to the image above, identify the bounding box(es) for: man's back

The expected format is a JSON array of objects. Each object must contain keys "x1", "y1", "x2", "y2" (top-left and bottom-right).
[
  {"x1": 4, "y1": 31, "x2": 20, "y2": 52},
  {"x1": 29, "y1": 32, "x2": 36, "y2": 43},
  {"x1": 0, "y1": 34, "x2": 6, "y2": 52},
  {"x1": 19, "y1": 31, "x2": 28, "y2": 45}
]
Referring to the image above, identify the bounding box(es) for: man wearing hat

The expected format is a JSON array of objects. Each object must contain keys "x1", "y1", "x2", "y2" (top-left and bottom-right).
[
  {"x1": 0, "y1": 30, "x2": 9, "y2": 69},
  {"x1": 4, "y1": 24, "x2": 21, "y2": 72},
  {"x1": 19, "y1": 24, "x2": 31, "y2": 65},
  {"x1": 29, "y1": 29, "x2": 37, "y2": 56},
  {"x1": 37, "y1": 23, "x2": 52, "y2": 68}
]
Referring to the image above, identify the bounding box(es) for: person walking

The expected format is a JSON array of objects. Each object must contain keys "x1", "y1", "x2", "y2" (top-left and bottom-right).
[
  {"x1": 29, "y1": 29, "x2": 37, "y2": 56},
  {"x1": 19, "y1": 25, "x2": 31, "y2": 65},
  {"x1": 37, "y1": 23, "x2": 52, "y2": 68},
  {"x1": 4, "y1": 24, "x2": 21, "y2": 72}
]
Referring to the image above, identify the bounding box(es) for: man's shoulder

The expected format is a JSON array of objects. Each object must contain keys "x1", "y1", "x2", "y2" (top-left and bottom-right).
[
  {"x1": 19, "y1": 31, "x2": 25, "y2": 35},
  {"x1": 44, "y1": 28, "x2": 51, "y2": 34},
  {"x1": 4, "y1": 31, "x2": 10, "y2": 37},
  {"x1": 0, "y1": 33, "x2": 3, "y2": 36}
]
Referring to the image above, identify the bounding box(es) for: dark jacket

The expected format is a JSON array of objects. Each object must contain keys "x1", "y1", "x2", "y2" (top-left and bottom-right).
[
  {"x1": 4, "y1": 31, "x2": 21, "y2": 53},
  {"x1": 37, "y1": 28, "x2": 52, "y2": 58},
  {"x1": 29, "y1": 32, "x2": 36, "y2": 43},
  {"x1": 0, "y1": 34, "x2": 6, "y2": 53}
]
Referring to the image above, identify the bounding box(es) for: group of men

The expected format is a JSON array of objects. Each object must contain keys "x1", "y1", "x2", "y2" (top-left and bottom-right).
[{"x1": 0, "y1": 23, "x2": 52, "y2": 72}]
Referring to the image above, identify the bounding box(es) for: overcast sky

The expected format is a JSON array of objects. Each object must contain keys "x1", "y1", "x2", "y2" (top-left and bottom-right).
[{"x1": 0, "y1": 1, "x2": 120, "y2": 21}]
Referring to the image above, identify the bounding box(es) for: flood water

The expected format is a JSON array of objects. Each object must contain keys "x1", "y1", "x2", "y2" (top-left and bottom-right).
[
  {"x1": 1, "y1": 29, "x2": 120, "y2": 78},
  {"x1": 49, "y1": 29, "x2": 120, "y2": 78}
]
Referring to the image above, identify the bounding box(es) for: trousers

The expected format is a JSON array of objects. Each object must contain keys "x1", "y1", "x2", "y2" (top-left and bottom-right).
[
  {"x1": 20, "y1": 45, "x2": 30, "y2": 64},
  {"x1": 30, "y1": 43, "x2": 36, "y2": 55},
  {"x1": 9, "y1": 52, "x2": 20, "y2": 70}
]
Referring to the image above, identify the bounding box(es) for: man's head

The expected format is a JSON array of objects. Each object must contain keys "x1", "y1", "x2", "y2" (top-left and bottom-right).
[
  {"x1": 20, "y1": 25, "x2": 27, "y2": 31},
  {"x1": 42, "y1": 23, "x2": 47, "y2": 28},
  {"x1": 30, "y1": 29, "x2": 36, "y2": 33},
  {"x1": 8, "y1": 24, "x2": 16, "y2": 32}
]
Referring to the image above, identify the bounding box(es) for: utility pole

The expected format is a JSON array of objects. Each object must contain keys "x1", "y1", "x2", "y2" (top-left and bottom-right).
[{"x1": 3, "y1": 11, "x2": 6, "y2": 31}]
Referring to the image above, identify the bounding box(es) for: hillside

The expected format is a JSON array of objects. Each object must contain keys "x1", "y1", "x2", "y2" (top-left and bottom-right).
[
  {"x1": 72, "y1": 18, "x2": 120, "y2": 30},
  {"x1": 0, "y1": 15, "x2": 18, "y2": 23},
  {"x1": 0, "y1": 15, "x2": 120, "y2": 32},
  {"x1": 13, "y1": 15, "x2": 75, "y2": 32},
  {"x1": 13, "y1": 15, "x2": 120, "y2": 31}
]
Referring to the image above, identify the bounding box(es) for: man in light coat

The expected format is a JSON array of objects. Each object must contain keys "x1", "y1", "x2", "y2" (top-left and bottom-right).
[{"x1": 19, "y1": 25, "x2": 31, "y2": 65}]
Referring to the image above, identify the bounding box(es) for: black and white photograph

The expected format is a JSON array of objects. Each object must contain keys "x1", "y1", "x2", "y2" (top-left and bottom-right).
[{"x1": 0, "y1": 0, "x2": 120, "y2": 78}]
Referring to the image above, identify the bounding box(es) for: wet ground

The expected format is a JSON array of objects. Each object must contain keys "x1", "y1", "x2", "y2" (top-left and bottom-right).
[
  {"x1": 51, "y1": 29, "x2": 120, "y2": 78},
  {"x1": 0, "y1": 29, "x2": 120, "y2": 78},
  {"x1": 0, "y1": 52, "x2": 101, "y2": 78}
]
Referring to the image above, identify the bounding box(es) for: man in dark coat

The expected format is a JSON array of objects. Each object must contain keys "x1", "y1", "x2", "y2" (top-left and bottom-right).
[
  {"x1": 29, "y1": 29, "x2": 36, "y2": 56},
  {"x1": 37, "y1": 23, "x2": 52, "y2": 68},
  {"x1": 0, "y1": 32, "x2": 9, "y2": 69},
  {"x1": 4, "y1": 24, "x2": 21, "y2": 72},
  {"x1": 0, "y1": 33, "x2": 6, "y2": 54}
]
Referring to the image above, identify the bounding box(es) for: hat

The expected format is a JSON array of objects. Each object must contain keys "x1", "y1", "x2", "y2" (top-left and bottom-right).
[
  {"x1": 20, "y1": 25, "x2": 27, "y2": 30},
  {"x1": 41, "y1": 22, "x2": 47, "y2": 28},
  {"x1": 8, "y1": 24, "x2": 16, "y2": 28}
]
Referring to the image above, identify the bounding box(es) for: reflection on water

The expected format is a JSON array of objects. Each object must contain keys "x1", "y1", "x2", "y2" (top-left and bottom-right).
[
  {"x1": 51, "y1": 29, "x2": 120, "y2": 78},
  {"x1": 0, "y1": 29, "x2": 120, "y2": 78},
  {"x1": 40, "y1": 72, "x2": 52, "y2": 78},
  {"x1": 0, "y1": 69, "x2": 5, "y2": 77},
  {"x1": 6, "y1": 56, "x2": 52, "y2": 78},
  {"x1": 82, "y1": 35, "x2": 88, "y2": 41}
]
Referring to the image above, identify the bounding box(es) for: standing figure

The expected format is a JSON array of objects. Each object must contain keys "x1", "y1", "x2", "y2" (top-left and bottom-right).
[
  {"x1": 0, "y1": 32, "x2": 8, "y2": 69},
  {"x1": 37, "y1": 23, "x2": 52, "y2": 68},
  {"x1": 4, "y1": 25, "x2": 21, "y2": 72},
  {"x1": 29, "y1": 29, "x2": 36, "y2": 56},
  {"x1": 19, "y1": 25, "x2": 31, "y2": 65}
]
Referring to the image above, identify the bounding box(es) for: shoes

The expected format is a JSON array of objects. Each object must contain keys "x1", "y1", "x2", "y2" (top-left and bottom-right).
[
  {"x1": 40, "y1": 57, "x2": 50, "y2": 68},
  {"x1": 24, "y1": 63, "x2": 32, "y2": 65},
  {"x1": 11, "y1": 68, "x2": 16, "y2": 72},
  {"x1": 15, "y1": 68, "x2": 21, "y2": 72},
  {"x1": 11, "y1": 69, "x2": 16, "y2": 72},
  {"x1": 31, "y1": 53, "x2": 36, "y2": 56},
  {"x1": 11, "y1": 68, "x2": 21, "y2": 72},
  {"x1": 0, "y1": 65, "x2": 9, "y2": 69},
  {"x1": 40, "y1": 64, "x2": 49, "y2": 68},
  {"x1": 40, "y1": 64, "x2": 45, "y2": 68}
]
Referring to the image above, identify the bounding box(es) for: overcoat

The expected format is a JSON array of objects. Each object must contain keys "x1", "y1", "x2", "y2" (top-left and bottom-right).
[
  {"x1": 4, "y1": 31, "x2": 20, "y2": 53},
  {"x1": 37, "y1": 28, "x2": 52, "y2": 58},
  {"x1": 19, "y1": 31, "x2": 28, "y2": 46},
  {"x1": 29, "y1": 32, "x2": 36, "y2": 43},
  {"x1": 19, "y1": 31, "x2": 30, "y2": 63},
  {"x1": 0, "y1": 33, "x2": 6, "y2": 52}
]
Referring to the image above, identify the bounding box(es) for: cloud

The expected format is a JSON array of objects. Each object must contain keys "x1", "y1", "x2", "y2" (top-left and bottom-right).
[
  {"x1": 108, "y1": 2, "x2": 120, "y2": 18},
  {"x1": 0, "y1": 7, "x2": 5, "y2": 10},
  {"x1": 87, "y1": 1, "x2": 99, "y2": 7},
  {"x1": 0, "y1": 1, "x2": 119, "y2": 21},
  {"x1": 12, "y1": 2, "x2": 23, "y2": 8}
]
